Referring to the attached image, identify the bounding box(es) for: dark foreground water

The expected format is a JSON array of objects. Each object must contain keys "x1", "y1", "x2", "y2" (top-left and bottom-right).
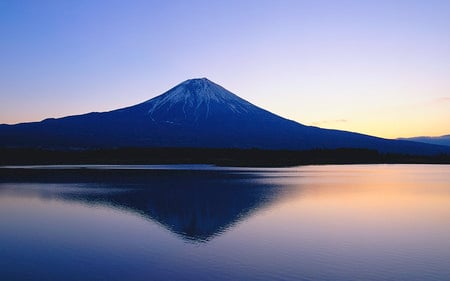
[{"x1": 0, "y1": 164, "x2": 449, "y2": 281}]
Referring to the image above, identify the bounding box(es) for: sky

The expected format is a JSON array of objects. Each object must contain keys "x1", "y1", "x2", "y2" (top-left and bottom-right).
[{"x1": 1, "y1": 0, "x2": 449, "y2": 139}]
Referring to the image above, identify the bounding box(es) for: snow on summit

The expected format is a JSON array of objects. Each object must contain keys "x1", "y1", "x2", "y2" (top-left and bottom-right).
[{"x1": 144, "y1": 78, "x2": 255, "y2": 122}]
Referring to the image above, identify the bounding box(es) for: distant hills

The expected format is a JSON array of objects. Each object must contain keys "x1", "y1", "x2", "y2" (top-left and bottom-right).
[
  {"x1": 398, "y1": 135, "x2": 450, "y2": 147},
  {"x1": 1, "y1": 78, "x2": 449, "y2": 156}
]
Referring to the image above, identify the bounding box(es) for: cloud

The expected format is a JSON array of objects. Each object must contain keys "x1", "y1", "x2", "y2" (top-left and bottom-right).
[
  {"x1": 311, "y1": 119, "x2": 348, "y2": 126},
  {"x1": 435, "y1": 97, "x2": 450, "y2": 103}
]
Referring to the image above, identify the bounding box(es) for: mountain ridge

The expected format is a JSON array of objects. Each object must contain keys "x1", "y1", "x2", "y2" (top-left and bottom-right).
[{"x1": 0, "y1": 78, "x2": 449, "y2": 156}]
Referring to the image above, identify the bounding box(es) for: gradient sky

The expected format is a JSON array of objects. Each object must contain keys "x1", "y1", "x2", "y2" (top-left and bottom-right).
[{"x1": 1, "y1": 0, "x2": 449, "y2": 139}]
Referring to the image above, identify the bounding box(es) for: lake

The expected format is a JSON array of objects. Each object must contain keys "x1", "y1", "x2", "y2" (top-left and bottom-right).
[{"x1": 1, "y1": 164, "x2": 449, "y2": 281}]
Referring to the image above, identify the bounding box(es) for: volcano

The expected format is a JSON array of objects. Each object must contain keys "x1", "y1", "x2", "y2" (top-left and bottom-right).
[{"x1": 0, "y1": 78, "x2": 449, "y2": 155}]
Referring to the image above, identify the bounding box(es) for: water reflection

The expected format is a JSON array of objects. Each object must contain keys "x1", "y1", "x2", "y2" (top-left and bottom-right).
[
  {"x1": 0, "y1": 169, "x2": 289, "y2": 242},
  {"x1": 1, "y1": 165, "x2": 450, "y2": 281}
]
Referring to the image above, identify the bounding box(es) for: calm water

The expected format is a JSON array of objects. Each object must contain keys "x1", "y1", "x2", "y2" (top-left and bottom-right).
[{"x1": 1, "y1": 165, "x2": 449, "y2": 281}]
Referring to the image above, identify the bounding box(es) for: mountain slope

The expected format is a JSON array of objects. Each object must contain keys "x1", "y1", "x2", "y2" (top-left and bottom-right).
[
  {"x1": 398, "y1": 135, "x2": 450, "y2": 147},
  {"x1": 1, "y1": 78, "x2": 449, "y2": 155}
]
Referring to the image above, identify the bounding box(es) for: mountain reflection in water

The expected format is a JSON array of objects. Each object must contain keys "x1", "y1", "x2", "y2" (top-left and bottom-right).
[
  {"x1": 1, "y1": 165, "x2": 450, "y2": 281},
  {"x1": 0, "y1": 168, "x2": 291, "y2": 242}
]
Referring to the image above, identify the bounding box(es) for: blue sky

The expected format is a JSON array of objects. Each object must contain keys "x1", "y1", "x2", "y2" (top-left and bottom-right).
[{"x1": 1, "y1": 0, "x2": 449, "y2": 138}]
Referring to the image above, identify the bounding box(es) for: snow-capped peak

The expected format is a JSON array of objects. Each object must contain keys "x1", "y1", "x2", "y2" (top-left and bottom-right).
[{"x1": 144, "y1": 78, "x2": 256, "y2": 122}]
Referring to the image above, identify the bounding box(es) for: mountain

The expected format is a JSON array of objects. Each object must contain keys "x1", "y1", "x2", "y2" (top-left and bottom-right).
[
  {"x1": 398, "y1": 135, "x2": 450, "y2": 147},
  {"x1": 0, "y1": 78, "x2": 449, "y2": 155}
]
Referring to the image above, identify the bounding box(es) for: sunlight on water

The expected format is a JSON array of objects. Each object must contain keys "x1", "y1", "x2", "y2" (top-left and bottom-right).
[{"x1": 0, "y1": 165, "x2": 449, "y2": 281}]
